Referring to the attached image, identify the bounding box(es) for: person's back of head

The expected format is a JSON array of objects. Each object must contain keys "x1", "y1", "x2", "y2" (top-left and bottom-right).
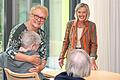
[
  {"x1": 55, "y1": 49, "x2": 91, "y2": 80},
  {"x1": 20, "y1": 31, "x2": 41, "y2": 51},
  {"x1": 66, "y1": 49, "x2": 91, "y2": 78}
]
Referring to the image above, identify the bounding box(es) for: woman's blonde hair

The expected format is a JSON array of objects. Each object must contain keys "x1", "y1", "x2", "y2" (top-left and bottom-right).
[{"x1": 74, "y1": 3, "x2": 90, "y2": 20}]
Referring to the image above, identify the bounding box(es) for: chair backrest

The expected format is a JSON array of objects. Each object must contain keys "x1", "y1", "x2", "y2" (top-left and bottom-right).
[{"x1": 4, "y1": 68, "x2": 41, "y2": 80}]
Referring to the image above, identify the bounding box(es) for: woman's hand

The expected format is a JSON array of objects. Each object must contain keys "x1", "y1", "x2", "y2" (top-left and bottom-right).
[
  {"x1": 90, "y1": 58, "x2": 98, "y2": 70},
  {"x1": 29, "y1": 59, "x2": 46, "y2": 73},
  {"x1": 29, "y1": 55, "x2": 41, "y2": 65},
  {"x1": 59, "y1": 58, "x2": 64, "y2": 68},
  {"x1": 28, "y1": 66, "x2": 42, "y2": 73}
]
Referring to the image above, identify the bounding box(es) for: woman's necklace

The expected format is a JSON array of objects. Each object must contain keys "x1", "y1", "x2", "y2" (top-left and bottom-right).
[{"x1": 77, "y1": 21, "x2": 85, "y2": 28}]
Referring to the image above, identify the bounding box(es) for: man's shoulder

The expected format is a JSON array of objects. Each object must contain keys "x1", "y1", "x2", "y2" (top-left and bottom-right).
[
  {"x1": 55, "y1": 72, "x2": 67, "y2": 80},
  {"x1": 25, "y1": 51, "x2": 39, "y2": 55},
  {"x1": 55, "y1": 71, "x2": 85, "y2": 80}
]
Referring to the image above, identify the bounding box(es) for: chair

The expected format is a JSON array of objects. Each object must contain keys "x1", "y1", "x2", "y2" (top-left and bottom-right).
[{"x1": 4, "y1": 68, "x2": 41, "y2": 80}]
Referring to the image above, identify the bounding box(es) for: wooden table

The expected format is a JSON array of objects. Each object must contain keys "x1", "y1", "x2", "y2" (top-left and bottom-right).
[
  {"x1": 42, "y1": 68, "x2": 64, "y2": 78},
  {"x1": 86, "y1": 70, "x2": 120, "y2": 80},
  {"x1": 42, "y1": 68, "x2": 120, "y2": 80}
]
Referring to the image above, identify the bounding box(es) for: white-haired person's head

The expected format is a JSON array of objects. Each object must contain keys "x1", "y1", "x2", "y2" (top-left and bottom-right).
[
  {"x1": 66, "y1": 49, "x2": 91, "y2": 78},
  {"x1": 21, "y1": 31, "x2": 41, "y2": 51}
]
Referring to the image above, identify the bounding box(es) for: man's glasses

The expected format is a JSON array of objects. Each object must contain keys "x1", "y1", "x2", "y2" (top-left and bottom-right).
[{"x1": 32, "y1": 13, "x2": 46, "y2": 21}]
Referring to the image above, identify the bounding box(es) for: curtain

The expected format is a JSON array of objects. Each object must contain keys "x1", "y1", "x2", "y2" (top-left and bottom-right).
[{"x1": 109, "y1": 0, "x2": 120, "y2": 73}]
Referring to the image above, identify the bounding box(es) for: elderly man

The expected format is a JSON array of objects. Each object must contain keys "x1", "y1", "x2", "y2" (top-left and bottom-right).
[{"x1": 55, "y1": 49, "x2": 91, "y2": 80}]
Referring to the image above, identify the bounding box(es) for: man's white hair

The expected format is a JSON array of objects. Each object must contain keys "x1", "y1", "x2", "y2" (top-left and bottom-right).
[
  {"x1": 66, "y1": 49, "x2": 91, "y2": 77},
  {"x1": 21, "y1": 31, "x2": 41, "y2": 48}
]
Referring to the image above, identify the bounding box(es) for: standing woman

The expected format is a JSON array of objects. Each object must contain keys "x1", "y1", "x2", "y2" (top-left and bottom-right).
[{"x1": 59, "y1": 3, "x2": 98, "y2": 70}]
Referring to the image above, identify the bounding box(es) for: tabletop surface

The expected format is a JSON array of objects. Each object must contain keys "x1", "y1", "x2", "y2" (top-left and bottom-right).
[
  {"x1": 86, "y1": 70, "x2": 120, "y2": 80},
  {"x1": 42, "y1": 68, "x2": 120, "y2": 80}
]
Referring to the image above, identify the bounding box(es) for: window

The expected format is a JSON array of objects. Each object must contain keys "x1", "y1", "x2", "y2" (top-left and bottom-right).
[
  {"x1": 0, "y1": 0, "x2": 4, "y2": 51},
  {"x1": 48, "y1": 0, "x2": 69, "y2": 69}
]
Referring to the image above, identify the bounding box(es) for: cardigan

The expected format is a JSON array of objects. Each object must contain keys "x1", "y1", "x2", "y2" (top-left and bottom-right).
[{"x1": 60, "y1": 20, "x2": 98, "y2": 59}]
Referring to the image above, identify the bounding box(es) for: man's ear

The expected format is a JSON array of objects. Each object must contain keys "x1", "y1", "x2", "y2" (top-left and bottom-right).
[{"x1": 30, "y1": 43, "x2": 35, "y2": 50}]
